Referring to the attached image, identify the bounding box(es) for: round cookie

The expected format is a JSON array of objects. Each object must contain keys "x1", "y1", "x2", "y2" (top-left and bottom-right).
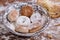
[
  {"x1": 16, "y1": 16, "x2": 30, "y2": 26},
  {"x1": 20, "y1": 5, "x2": 33, "y2": 17},
  {"x1": 30, "y1": 12, "x2": 41, "y2": 23},
  {"x1": 8, "y1": 9, "x2": 19, "y2": 22},
  {"x1": 15, "y1": 25, "x2": 29, "y2": 33},
  {"x1": 29, "y1": 22, "x2": 42, "y2": 33}
]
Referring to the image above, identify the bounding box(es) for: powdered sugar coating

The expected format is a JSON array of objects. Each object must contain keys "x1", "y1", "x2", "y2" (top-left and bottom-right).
[
  {"x1": 16, "y1": 16, "x2": 30, "y2": 26},
  {"x1": 30, "y1": 11, "x2": 41, "y2": 23}
]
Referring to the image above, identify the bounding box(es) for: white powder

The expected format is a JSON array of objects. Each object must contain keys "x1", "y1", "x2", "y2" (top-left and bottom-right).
[{"x1": 16, "y1": 16, "x2": 30, "y2": 26}]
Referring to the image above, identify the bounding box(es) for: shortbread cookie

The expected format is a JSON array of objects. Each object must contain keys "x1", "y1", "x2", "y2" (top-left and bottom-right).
[
  {"x1": 29, "y1": 22, "x2": 42, "y2": 33},
  {"x1": 15, "y1": 25, "x2": 29, "y2": 33},
  {"x1": 8, "y1": 9, "x2": 19, "y2": 22}
]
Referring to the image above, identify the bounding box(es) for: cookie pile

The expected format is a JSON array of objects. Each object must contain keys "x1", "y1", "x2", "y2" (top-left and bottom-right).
[{"x1": 5, "y1": 3, "x2": 47, "y2": 33}]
